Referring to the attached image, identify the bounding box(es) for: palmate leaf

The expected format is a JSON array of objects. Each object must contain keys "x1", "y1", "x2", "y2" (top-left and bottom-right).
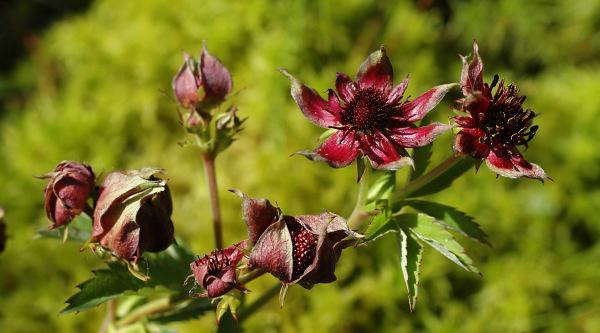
[
  {"x1": 403, "y1": 200, "x2": 491, "y2": 246},
  {"x1": 396, "y1": 226, "x2": 423, "y2": 311},
  {"x1": 366, "y1": 171, "x2": 396, "y2": 203},
  {"x1": 62, "y1": 243, "x2": 196, "y2": 314},
  {"x1": 397, "y1": 213, "x2": 480, "y2": 274}
]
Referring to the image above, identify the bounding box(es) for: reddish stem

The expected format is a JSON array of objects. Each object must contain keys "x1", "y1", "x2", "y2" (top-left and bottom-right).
[{"x1": 203, "y1": 154, "x2": 224, "y2": 249}]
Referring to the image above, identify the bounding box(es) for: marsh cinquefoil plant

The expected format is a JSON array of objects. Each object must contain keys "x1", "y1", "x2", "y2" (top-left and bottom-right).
[{"x1": 35, "y1": 41, "x2": 548, "y2": 331}]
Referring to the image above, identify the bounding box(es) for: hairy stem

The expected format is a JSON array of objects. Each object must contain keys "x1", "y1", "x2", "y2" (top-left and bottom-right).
[
  {"x1": 397, "y1": 154, "x2": 463, "y2": 199},
  {"x1": 237, "y1": 268, "x2": 266, "y2": 285},
  {"x1": 203, "y1": 154, "x2": 224, "y2": 249}
]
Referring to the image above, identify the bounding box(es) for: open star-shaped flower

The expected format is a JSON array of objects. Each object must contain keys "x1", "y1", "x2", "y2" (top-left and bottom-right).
[
  {"x1": 281, "y1": 46, "x2": 456, "y2": 170},
  {"x1": 453, "y1": 42, "x2": 547, "y2": 180}
]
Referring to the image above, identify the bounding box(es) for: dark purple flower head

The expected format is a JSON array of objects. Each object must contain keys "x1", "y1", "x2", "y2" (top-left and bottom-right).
[
  {"x1": 0, "y1": 207, "x2": 6, "y2": 253},
  {"x1": 453, "y1": 42, "x2": 547, "y2": 179},
  {"x1": 281, "y1": 46, "x2": 455, "y2": 170},
  {"x1": 172, "y1": 43, "x2": 232, "y2": 110},
  {"x1": 40, "y1": 161, "x2": 95, "y2": 229},
  {"x1": 233, "y1": 191, "x2": 362, "y2": 289},
  {"x1": 92, "y1": 168, "x2": 174, "y2": 262},
  {"x1": 190, "y1": 241, "x2": 247, "y2": 299}
]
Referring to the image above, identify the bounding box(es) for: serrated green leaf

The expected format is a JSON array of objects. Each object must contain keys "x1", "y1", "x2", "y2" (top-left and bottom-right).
[
  {"x1": 62, "y1": 243, "x2": 196, "y2": 314},
  {"x1": 62, "y1": 261, "x2": 145, "y2": 314},
  {"x1": 397, "y1": 213, "x2": 480, "y2": 274},
  {"x1": 366, "y1": 171, "x2": 396, "y2": 203},
  {"x1": 403, "y1": 200, "x2": 490, "y2": 246},
  {"x1": 35, "y1": 213, "x2": 92, "y2": 243},
  {"x1": 396, "y1": 227, "x2": 423, "y2": 311},
  {"x1": 364, "y1": 203, "x2": 397, "y2": 242},
  {"x1": 407, "y1": 157, "x2": 476, "y2": 197}
]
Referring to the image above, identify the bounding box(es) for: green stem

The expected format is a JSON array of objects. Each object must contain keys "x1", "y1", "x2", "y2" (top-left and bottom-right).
[
  {"x1": 347, "y1": 162, "x2": 370, "y2": 230},
  {"x1": 237, "y1": 268, "x2": 266, "y2": 285},
  {"x1": 203, "y1": 154, "x2": 224, "y2": 249},
  {"x1": 115, "y1": 297, "x2": 172, "y2": 327},
  {"x1": 396, "y1": 154, "x2": 463, "y2": 200},
  {"x1": 97, "y1": 300, "x2": 116, "y2": 333}
]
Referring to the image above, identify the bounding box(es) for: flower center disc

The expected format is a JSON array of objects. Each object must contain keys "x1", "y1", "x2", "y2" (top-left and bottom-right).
[{"x1": 342, "y1": 87, "x2": 394, "y2": 132}]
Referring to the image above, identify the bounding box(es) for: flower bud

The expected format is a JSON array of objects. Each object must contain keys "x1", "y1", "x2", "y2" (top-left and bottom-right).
[
  {"x1": 190, "y1": 241, "x2": 247, "y2": 298},
  {"x1": 0, "y1": 207, "x2": 6, "y2": 253},
  {"x1": 40, "y1": 161, "x2": 95, "y2": 229},
  {"x1": 92, "y1": 168, "x2": 174, "y2": 262},
  {"x1": 233, "y1": 191, "x2": 362, "y2": 289},
  {"x1": 172, "y1": 43, "x2": 232, "y2": 110}
]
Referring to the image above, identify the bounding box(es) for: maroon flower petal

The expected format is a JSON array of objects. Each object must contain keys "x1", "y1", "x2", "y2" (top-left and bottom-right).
[
  {"x1": 298, "y1": 130, "x2": 360, "y2": 168},
  {"x1": 460, "y1": 41, "x2": 484, "y2": 95},
  {"x1": 387, "y1": 74, "x2": 410, "y2": 104},
  {"x1": 172, "y1": 53, "x2": 200, "y2": 108},
  {"x1": 230, "y1": 190, "x2": 279, "y2": 244},
  {"x1": 388, "y1": 123, "x2": 451, "y2": 148},
  {"x1": 280, "y1": 69, "x2": 341, "y2": 128},
  {"x1": 453, "y1": 128, "x2": 490, "y2": 158},
  {"x1": 363, "y1": 131, "x2": 414, "y2": 170},
  {"x1": 335, "y1": 73, "x2": 357, "y2": 103},
  {"x1": 199, "y1": 43, "x2": 232, "y2": 101},
  {"x1": 397, "y1": 83, "x2": 457, "y2": 122},
  {"x1": 249, "y1": 218, "x2": 294, "y2": 282},
  {"x1": 355, "y1": 46, "x2": 393, "y2": 92},
  {"x1": 486, "y1": 149, "x2": 547, "y2": 179}
]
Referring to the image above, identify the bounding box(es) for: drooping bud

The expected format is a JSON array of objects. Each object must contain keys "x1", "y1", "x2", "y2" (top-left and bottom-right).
[
  {"x1": 190, "y1": 241, "x2": 247, "y2": 298},
  {"x1": 0, "y1": 207, "x2": 6, "y2": 253},
  {"x1": 233, "y1": 191, "x2": 362, "y2": 289},
  {"x1": 40, "y1": 161, "x2": 95, "y2": 229},
  {"x1": 91, "y1": 168, "x2": 174, "y2": 262},
  {"x1": 172, "y1": 43, "x2": 232, "y2": 111}
]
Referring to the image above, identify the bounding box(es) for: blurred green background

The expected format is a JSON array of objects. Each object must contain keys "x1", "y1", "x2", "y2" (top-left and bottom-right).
[{"x1": 1, "y1": 0, "x2": 599, "y2": 332}]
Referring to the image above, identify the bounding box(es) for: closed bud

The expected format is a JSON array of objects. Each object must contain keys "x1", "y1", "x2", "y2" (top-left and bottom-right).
[
  {"x1": 92, "y1": 168, "x2": 174, "y2": 262},
  {"x1": 172, "y1": 43, "x2": 232, "y2": 111},
  {"x1": 40, "y1": 161, "x2": 95, "y2": 229}
]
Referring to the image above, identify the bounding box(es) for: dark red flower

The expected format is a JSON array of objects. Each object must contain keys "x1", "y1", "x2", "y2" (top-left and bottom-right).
[
  {"x1": 190, "y1": 241, "x2": 247, "y2": 299},
  {"x1": 40, "y1": 161, "x2": 95, "y2": 229},
  {"x1": 91, "y1": 168, "x2": 174, "y2": 262},
  {"x1": 453, "y1": 42, "x2": 547, "y2": 179},
  {"x1": 172, "y1": 43, "x2": 232, "y2": 110},
  {"x1": 232, "y1": 191, "x2": 362, "y2": 289},
  {"x1": 281, "y1": 46, "x2": 455, "y2": 170}
]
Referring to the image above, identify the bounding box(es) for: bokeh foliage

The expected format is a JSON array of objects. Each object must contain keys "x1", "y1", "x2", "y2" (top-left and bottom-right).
[{"x1": 1, "y1": 0, "x2": 599, "y2": 332}]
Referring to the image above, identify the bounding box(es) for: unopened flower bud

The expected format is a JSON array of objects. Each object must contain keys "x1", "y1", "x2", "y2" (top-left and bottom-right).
[
  {"x1": 40, "y1": 161, "x2": 95, "y2": 229},
  {"x1": 172, "y1": 43, "x2": 232, "y2": 110},
  {"x1": 92, "y1": 168, "x2": 174, "y2": 262}
]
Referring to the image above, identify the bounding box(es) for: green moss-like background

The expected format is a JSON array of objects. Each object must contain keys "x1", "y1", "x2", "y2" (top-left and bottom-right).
[{"x1": 1, "y1": 0, "x2": 599, "y2": 332}]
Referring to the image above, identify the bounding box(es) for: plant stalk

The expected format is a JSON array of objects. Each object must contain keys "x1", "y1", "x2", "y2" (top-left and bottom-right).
[
  {"x1": 347, "y1": 163, "x2": 370, "y2": 229},
  {"x1": 397, "y1": 154, "x2": 463, "y2": 199},
  {"x1": 203, "y1": 154, "x2": 224, "y2": 249}
]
